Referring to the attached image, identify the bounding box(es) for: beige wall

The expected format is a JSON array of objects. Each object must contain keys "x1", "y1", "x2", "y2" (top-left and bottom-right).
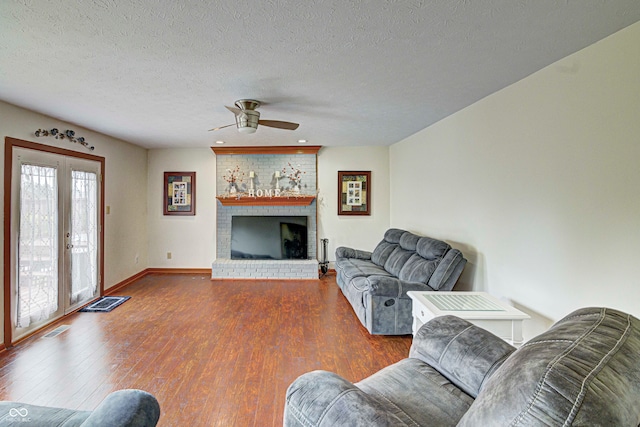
[
  {"x1": 0, "y1": 101, "x2": 149, "y2": 341},
  {"x1": 390, "y1": 22, "x2": 640, "y2": 338},
  {"x1": 317, "y1": 146, "x2": 390, "y2": 263},
  {"x1": 146, "y1": 148, "x2": 216, "y2": 267},
  {"x1": 101, "y1": 135, "x2": 149, "y2": 286}
]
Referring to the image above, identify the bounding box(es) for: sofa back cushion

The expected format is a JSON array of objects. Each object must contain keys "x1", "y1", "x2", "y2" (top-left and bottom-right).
[
  {"x1": 371, "y1": 228, "x2": 405, "y2": 267},
  {"x1": 416, "y1": 237, "x2": 450, "y2": 260},
  {"x1": 371, "y1": 229, "x2": 465, "y2": 289},
  {"x1": 383, "y1": 247, "x2": 414, "y2": 277},
  {"x1": 371, "y1": 241, "x2": 397, "y2": 267},
  {"x1": 398, "y1": 254, "x2": 438, "y2": 284},
  {"x1": 399, "y1": 232, "x2": 420, "y2": 251},
  {"x1": 374, "y1": 230, "x2": 454, "y2": 282},
  {"x1": 395, "y1": 236, "x2": 451, "y2": 284},
  {"x1": 457, "y1": 307, "x2": 640, "y2": 427}
]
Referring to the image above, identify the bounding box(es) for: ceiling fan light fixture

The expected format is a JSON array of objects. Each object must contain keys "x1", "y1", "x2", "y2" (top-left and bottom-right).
[{"x1": 238, "y1": 126, "x2": 257, "y2": 134}]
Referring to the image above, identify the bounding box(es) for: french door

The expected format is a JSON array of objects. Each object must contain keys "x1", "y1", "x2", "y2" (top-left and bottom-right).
[{"x1": 6, "y1": 141, "x2": 103, "y2": 344}]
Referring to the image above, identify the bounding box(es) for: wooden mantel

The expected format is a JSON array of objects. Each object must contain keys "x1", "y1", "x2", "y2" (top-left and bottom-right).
[
  {"x1": 216, "y1": 195, "x2": 315, "y2": 206},
  {"x1": 212, "y1": 145, "x2": 320, "y2": 206},
  {"x1": 210, "y1": 145, "x2": 322, "y2": 155}
]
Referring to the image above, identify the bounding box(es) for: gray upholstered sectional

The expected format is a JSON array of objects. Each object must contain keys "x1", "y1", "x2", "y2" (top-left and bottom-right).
[
  {"x1": 335, "y1": 228, "x2": 466, "y2": 334},
  {"x1": 284, "y1": 307, "x2": 640, "y2": 426}
]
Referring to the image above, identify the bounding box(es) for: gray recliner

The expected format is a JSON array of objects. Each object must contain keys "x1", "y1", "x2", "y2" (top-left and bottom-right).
[
  {"x1": 0, "y1": 389, "x2": 160, "y2": 426},
  {"x1": 335, "y1": 228, "x2": 466, "y2": 334},
  {"x1": 284, "y1": 307, "x2": 640, "y2": 426}
]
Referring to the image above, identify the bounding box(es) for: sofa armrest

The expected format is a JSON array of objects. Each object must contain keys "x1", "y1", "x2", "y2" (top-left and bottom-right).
[
  {"x1": 284, "y1": 370, "x2": 406, "y2": 427},
  {"x1": 409, "y1": 316, "x2": 515, "y2": 398},
  {"x1": 363, "y1": 275, "x2": 434, "y2": 298},
  {"x1": 81, "y1": 389, "x2": 160, "y2": 427},
  {"x1": 335, "y1": 246, "x2": 372, "y2": 260}
]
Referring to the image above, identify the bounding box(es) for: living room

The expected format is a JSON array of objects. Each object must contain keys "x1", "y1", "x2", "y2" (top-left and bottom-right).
[{"x1": 1, "y1": 2, "x2": 639, "y2": 425}]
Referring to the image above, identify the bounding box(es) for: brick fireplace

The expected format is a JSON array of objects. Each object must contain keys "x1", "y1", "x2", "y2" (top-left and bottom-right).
[{"x1": 211, "y1": 146, "x2": 321, "y2": 279}]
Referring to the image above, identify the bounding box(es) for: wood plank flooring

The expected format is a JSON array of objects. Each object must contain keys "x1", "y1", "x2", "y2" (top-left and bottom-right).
[{"x1": 0, "y1": 273, "x2": 412, "y2": 426}]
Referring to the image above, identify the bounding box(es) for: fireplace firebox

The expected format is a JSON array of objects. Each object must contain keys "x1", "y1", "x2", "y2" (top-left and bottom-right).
[{"x1": 231, "y1": 216, "x2": 308, "y2": 260}]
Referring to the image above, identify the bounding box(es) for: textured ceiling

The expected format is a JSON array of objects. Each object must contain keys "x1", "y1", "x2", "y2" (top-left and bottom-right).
[{"x1": 1, "y1": 0, "x2": 639, "y2": 148}]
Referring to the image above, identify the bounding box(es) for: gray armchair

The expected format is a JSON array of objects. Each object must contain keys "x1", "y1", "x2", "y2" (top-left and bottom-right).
[
  {"x1": 284, "y1": 307, "x2": 640, "y2": 426},
  {"x1": 0, "y1": 389, "x2": 160, "y2": 426}
]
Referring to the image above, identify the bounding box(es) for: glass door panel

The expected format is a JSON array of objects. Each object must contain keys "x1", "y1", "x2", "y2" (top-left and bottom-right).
[
  {"x1": 68, "y1": 170, "x2": 98, "y2": 309},
  {"x1": 17, "y1": 164, "x2": 60, "y2": 328}
]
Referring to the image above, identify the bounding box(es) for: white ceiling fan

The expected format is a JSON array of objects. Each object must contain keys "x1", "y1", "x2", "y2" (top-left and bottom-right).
[{"x1": 209, "y1": 99, "x2": 299, "y2": 134}]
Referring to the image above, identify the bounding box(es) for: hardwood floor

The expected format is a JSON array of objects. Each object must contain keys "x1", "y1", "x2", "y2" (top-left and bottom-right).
[{"x1": 0, "y1": 273, "x2": 412, "y2": 426}]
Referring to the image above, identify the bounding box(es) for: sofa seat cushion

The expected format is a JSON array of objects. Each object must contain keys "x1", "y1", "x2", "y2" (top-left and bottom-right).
[
  {"x1": 336, "y1": 258, "x2": 392, "y2": 280},
  {"x1": 356, "y1": 358, "x2": 473, "y2": 427}
]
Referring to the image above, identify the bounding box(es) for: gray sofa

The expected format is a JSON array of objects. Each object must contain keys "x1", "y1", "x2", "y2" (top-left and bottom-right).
[
  {"x1": 0, "y1": 389, "x2": 160, "y2": 426},
  {"x1": 335, "y1": 228, "x2": 466, "y2": 334},
  {"x1": 284, "y1": 307, "x2": 640, "y2": 426}
]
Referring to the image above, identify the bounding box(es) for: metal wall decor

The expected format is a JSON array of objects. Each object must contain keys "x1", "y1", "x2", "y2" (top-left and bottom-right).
[{"x1": 34, "y1": 128, "x2": 94, "y2": 150}]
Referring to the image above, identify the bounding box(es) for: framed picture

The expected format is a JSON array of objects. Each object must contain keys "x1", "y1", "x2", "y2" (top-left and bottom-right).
[
  {"x1": 338, "y1": 171, "x2": 371, "y2": 215},
  {"x1": 164, "y1": 172, "x2": 196, "y2": 216}
]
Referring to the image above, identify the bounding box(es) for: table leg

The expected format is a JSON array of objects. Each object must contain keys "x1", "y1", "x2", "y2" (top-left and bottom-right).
[{"x1": 512, "y1": 320, "x2": 524, "y2": 347}]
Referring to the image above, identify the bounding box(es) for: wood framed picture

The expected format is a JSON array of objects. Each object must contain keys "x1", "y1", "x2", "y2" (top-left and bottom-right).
[
  {"x1": 338, "y1": 171, "x2": 371, "y2": 215},
  {"x1": 164, "y1": 171, "x2": 196, "y2": 216}
]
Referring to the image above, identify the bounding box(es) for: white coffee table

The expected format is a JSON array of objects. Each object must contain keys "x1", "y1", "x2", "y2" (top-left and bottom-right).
[{"x1": 407, "y1": 291, "x2": 530, "y2": 346}]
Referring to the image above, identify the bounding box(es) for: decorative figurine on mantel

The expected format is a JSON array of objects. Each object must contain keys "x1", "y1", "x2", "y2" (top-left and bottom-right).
[
  {"x1": 275, "y1": 170, "x2": 281, "y2": 191},
  {"x1": 282, "y1": 163, "x2": 305, "y2": 193},
  {"x1": 249, "y1": 170, "x2": 255, "y2": 191},
  {"x1": 223, "y1": 165, "x2": 244, "y2": 194}
]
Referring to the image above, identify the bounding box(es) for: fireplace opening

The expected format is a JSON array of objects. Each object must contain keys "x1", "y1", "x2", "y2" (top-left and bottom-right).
[{"x1": 231, "y1": 216, "x2": 308, "y2": 260}]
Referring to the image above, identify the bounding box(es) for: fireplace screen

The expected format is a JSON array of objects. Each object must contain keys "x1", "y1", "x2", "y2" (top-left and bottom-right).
[{"x1": 231, "y1": 216, "x2": 308, "y2": 260}]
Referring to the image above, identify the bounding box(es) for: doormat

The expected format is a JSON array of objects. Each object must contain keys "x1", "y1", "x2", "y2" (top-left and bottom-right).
[{"x1": 79, "y1": 296, "x2": 130, "y2": 312}]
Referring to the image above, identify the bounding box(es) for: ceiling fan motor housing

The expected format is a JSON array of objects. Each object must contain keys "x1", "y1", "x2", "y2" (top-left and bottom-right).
[{"x1": 235, "y1": 110, "x2": 260, "y2": 133}]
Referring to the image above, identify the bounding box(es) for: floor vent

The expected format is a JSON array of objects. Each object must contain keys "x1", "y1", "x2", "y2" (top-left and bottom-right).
[{"x1": 43, "y1": 325, "x2": 70, "y2": 338}]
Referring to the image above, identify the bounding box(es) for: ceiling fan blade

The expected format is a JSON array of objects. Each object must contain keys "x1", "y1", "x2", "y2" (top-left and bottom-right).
[
  {"x1": 208, "y1": 123, "x2": 236, "y2": 131},
  {"x1": 258, "y1": 120, "x2": 299, "y2": 130},
  {"x1": 225, "y1": 106, "x2": 242, "y2": 115}
]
